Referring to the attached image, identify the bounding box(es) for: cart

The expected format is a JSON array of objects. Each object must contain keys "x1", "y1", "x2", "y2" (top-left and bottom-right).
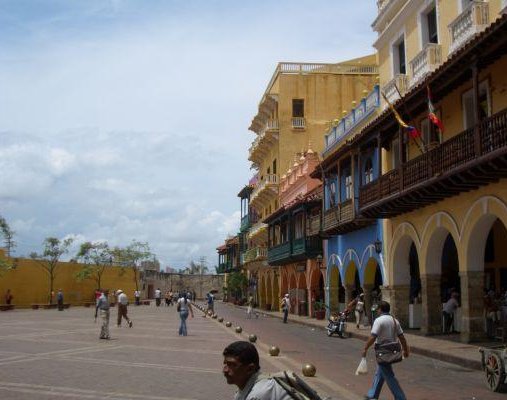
[{"x1": 479, "y1": 346, "x2": 507, "y2": 392}]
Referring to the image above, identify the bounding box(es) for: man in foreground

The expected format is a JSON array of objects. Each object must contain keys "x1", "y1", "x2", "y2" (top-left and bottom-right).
[
  {"x1": 361, "y1": 301, "x2": 409, "y2": 400},
  {"x1": 95, "y1": 289, "x2": 111, "y2": 339},
  {"x1": 223, "y1": 341, "x2": 291, "y2": 400}
]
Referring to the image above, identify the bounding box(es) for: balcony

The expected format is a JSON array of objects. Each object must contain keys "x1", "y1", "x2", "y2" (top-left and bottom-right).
[
  {"x1": 247, "y1": 221, "x2": 268, "y2": 242},
  {"x1": 244, "y1": 246, "x2": 267, "y2": 263},
  {"x1": 409, "y1": 43, "x2": 442, "y2": 87},
  {"x1": 216, "y1": 263, "x2": 226, "y2": 274},
  {"x1": 250, "y1": 174, "x2": 279, "y2": 209},
  {"x1": 291, "y1": 117, "x2": 306, "y2": 129},
  {"x1": 449, "y1": 0, "x2": 489, "y2": 54},
  {"x1": 267, "y1": 236, "x2": 322, "y2": 266},
  {"x1": 325, "y1": 86, "x2": 380, "y2": 154},
  {"x1": 382, "y1": 74, "x2": 409, "y2": 104},
  {"x1": 307, "y1": 214, "x2": 321, "y2": 236},
  {"x1": 240, "y1": 215, "x2": 251, "y2": 232},
  {"x1": 322, "y1": 199, "x2": 374, "y2": 235},
  {"x1": 359, "y1": 108, "x2": 507, "y2": 218},
  {"x1": 248, "y1": 119, "x2": 280, "y2": 165}
]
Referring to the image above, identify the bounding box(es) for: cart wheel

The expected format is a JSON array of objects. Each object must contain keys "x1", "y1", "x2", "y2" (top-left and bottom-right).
[{"x1": 485, "y1": 352, "x2": 506, "y2": 392}]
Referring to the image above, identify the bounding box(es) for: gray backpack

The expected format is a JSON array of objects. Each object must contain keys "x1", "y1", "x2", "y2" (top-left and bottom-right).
[{"x1": 257, "y1": 371, "x2": 323, "y2": 400}]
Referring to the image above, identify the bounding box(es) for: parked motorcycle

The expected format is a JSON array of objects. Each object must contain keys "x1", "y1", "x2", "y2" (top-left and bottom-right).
[{"x1": 326, "y1": 310, "x2": 349, "y2": 338}]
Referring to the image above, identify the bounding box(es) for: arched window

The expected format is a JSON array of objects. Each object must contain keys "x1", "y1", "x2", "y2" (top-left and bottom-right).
[{"x1": 364, "y1": 158, "x2": 374, "y2": 184}]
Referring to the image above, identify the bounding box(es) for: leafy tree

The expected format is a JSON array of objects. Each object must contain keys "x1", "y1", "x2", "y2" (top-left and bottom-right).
[
  {"x1": 30, "y1": 237, "x2": 74, "y2": 303},
  {"x1": 112, "y1": 240, "x2": 152, "y2": 291},
  {"x1": 227, "y1": 271, "x2": 248, "y2": 301},
  {"x1": 75, "y1": 241, "x2": 112, "y2": 290},
  {"x1": 0, "y1": 216, "x2": 15, "y2": 274}
]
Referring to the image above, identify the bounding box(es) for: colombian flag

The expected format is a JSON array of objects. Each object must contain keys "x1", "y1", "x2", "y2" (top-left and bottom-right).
[{"x1": 381, "y1": 92, "x2": 420, "y2": 139}]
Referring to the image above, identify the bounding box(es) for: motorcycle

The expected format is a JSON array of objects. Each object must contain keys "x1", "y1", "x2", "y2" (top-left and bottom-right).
[{"x1": 326, "y1": 310, "x2": 349, "y2": 338}]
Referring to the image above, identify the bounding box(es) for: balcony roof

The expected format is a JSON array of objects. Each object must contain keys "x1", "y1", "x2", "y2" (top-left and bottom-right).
[
  {"x1": 237, "y1": 185, "x2": 253, "y2": 198},
  {"x1": 263, "y1": 187, "x2": 322, "y2": 224},
  {"x1": 319, "y1": 13, "x2": 507, "y2": 166}
]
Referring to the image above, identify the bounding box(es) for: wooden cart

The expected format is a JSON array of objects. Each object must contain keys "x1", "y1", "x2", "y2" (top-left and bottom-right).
[{"x1": 480, "y1": 346, "x2": 507, "y2": 392}]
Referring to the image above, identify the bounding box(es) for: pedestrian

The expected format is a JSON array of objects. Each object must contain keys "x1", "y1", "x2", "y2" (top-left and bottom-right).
[
  {"x1": 169, "y1": 291, "x2": 174, "y2": 305},
  {"x1": 155, "y1": 288, "x2": 162, "y2": 307},
  {"x1": 177, "y1": 293, "x2": 194, "y2": 336},
  {"x1": 95, "y1": 289, "x2": 102, "y2": 305},
  {"x1": 347, "y1": 293, "x2": 364, "y2": 329},
  {"x1": 57, "y1": 289, "x2": 64, "y2": 311},
  {"x1": 281, "y1": 294, "x2": 290, "y2": 323},
  {"x1": 442, "y1": 292, "x2": 459, "y2": 334},
  {"x1": 95, "y1": 289, "x2": 111, "y2": 340},
  {"x1": 116, "y1": 290, "x2": 133, "y2": 328},
  {"x1": 4, "y1": 289, "x2": 13, "y2": 305},
  {"x1": 362, "y1": 300, "x2": 409, "y2": 400},
  {"x1": 223, "y1": 341, "x2": 291, "y2": 399},
  {"x1": 207, "y1": 292, "x2": 215, "y2": 314},
  {"x1": 246, "y1": 295, "x2": 254, "y2": 319},
  {"x1": 165, "y1": 290, "x2": 172, "y2": 306},
  {"x1": 134, "y1": 289, "x2": 140, "y2": 306}
]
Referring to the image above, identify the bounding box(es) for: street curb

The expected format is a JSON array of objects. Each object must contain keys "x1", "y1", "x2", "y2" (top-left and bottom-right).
[{"x1": 228, "y1": 303, "x2": 482, "y2": 371}]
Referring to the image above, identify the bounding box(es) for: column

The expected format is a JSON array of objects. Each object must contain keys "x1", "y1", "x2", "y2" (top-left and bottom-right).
[
  {"x1": 420, "y1": 274, "x2": 442, "y2": 335},
  {"x1": 384, "y1": 285, "x2": 410, "y2": 328},
  {"x1": 344, "y1": 284, "x2": 355, "y2": 310},
  {"x1": 460, "y1": 270, "x2": 485, "y2": 343}
]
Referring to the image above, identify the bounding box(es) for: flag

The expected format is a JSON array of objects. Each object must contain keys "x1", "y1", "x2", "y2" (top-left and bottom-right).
[
  {"x1": 381, "y1": 92, "x2": 420, "y2": 138},
  {"x1": 427, "y1": 86, "x2": 444, "y2": 132}
]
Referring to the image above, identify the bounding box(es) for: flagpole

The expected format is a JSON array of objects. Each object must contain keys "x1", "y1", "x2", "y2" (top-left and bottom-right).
[{"x1": 393, "y1": 83, "x2": 425, "y2": 154}]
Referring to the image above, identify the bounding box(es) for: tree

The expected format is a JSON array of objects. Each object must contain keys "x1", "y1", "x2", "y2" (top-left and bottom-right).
[
  {"x1": 30, "y1": 237, "x2": 74, "y2": 304},
  {"x1": 112, "y1": 240, "x2": 152, "y2": 291},
  {"x1": 75, "y1": 241, "x2": 112, "y2": 290},
  {"x1": 227, "y1": 271, "x2": 248, "y2": 301},
  {"x1": 0, "y1": 216, "x2": 15, "y2": 274}
]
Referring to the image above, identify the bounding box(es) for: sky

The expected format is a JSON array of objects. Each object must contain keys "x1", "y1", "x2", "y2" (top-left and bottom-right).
[{"x1": 0, "y1": 0, "x2": 377, "y2": 270}]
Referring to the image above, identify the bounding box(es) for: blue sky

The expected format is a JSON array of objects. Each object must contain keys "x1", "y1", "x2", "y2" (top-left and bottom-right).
[{"x1": 0, "y1": 0, "x2": 377, "y2": 269}]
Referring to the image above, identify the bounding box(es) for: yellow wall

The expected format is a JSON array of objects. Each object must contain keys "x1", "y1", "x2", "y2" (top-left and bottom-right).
[{"x1": 0, "y1": 255, "x2": 137, "y2": 307}]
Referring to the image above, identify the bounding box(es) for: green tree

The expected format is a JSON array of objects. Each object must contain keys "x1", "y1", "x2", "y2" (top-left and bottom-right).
[
  {"x1": 30, "y1": 237, "x2": 74, "y2": 303},
  {"x1": 112, "y1": 240, "x2": 152, "y2": 291},
  {"x1": 227, "y1": 271, "x2": 248, "y2": 301},
  {"x1": 0, "y1": 216, "x2": 15, "y2": 274},
  {"x1": 75, "y1": 241, "x2": 112, "y2": 290}
]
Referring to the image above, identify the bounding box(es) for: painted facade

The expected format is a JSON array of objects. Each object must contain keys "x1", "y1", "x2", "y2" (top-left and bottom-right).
[{"x1": 358, "y1": 0, "x2": 507, "y2": 342}]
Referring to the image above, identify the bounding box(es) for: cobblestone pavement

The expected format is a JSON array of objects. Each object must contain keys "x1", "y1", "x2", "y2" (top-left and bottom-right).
[
  {"x1": 0, "y1": 303, "x2": 504, "y2": 400},
  {"x1": 214, "y1": 302, "x2": 506, "y2": 400},
  {"x1": 0, "y1": 303, "x2": 287, "y2": 400}
]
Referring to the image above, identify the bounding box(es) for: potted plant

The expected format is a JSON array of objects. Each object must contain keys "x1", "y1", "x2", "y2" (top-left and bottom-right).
[{"x1": 313, "y1": 300, "x2": 326, "y2": 320}]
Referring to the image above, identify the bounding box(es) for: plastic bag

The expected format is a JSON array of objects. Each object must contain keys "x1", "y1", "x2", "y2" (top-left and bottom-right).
[{"x1": 355, "y1": 357, "x2": 368, "y2": 375}]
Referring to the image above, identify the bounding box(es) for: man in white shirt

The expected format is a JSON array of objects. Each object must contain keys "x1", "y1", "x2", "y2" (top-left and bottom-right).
[
  {"x1": 116, "y1": 290, "x2": 133, "y2": 328},
  {"x1": 134, "y1": 290, "x2": 140, "y2": 306},
  {"x1": 154, "y1": 288, "x2": 162, "y2": 307},
  {"x1": 223, "y1": 341, "x2": 291, "y2": 400}
]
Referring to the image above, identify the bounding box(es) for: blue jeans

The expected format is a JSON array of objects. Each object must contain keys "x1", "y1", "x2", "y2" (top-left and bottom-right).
[
  {"x1": 367, "y1": 363, "x2": 406, "y2": 400},
  {"x1": 283, "y1": 308, "x2": 288, "y2": 323},
  {"x1": 179, "y1": 310, "x2": 189, "y2": 336}
]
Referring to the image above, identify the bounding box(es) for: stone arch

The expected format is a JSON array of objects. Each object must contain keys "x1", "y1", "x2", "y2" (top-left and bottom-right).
[
  {"x1": 343, "y1": 260, "x2": 359, "y2": 286},
  {"x1": 390, "y1": 223, "x2": 421, "y2": 285},
  {"x1": 342, "y1": 249, "x2": 361, "y2": 275}
]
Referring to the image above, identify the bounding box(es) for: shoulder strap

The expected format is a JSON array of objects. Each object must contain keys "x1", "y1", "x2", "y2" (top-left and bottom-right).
[{"x1": 391, "y1": 315, "x2": 398, "y2": 341}]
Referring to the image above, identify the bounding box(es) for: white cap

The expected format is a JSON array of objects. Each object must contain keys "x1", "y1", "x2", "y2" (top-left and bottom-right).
[
  {"x1": 116, "y1": 290, "x2": 123, "y2": 295},
  {"x1": 285, "y1": 294, "x2": 289, "y2": 297}
]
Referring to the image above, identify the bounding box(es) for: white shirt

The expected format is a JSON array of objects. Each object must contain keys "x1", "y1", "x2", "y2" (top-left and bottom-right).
[
  {"x1": 177, "y1": 297, "x2": 190, "y2": 312},
  {"x1": 154, "y1": 289, "x2": 161, "y2": 299},
  {"x1": 118, "y1": 293, "x2": 128, "y2": 305},
  {"x1": 134, "y1": 290, "x2": 140, "y2": 298},
  {"x1": 235, "y1": 372, "x2": 291, "y2": 400},
  {"x1": 371, "y1": 313, "x2": 403, "y2": 344}
]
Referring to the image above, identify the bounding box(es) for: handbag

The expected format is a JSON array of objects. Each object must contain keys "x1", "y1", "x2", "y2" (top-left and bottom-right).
[
  {"x1": 177, "y1": 302, "x2": 181, "y2": 312},
  {"x1": 374, "y1": 316, "x2": 403, "y2": 365}
]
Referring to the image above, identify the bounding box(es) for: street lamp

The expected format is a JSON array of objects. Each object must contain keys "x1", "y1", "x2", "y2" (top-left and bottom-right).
[{"x1": 374, "y1": 239, "x2": 382, "y2": 254}]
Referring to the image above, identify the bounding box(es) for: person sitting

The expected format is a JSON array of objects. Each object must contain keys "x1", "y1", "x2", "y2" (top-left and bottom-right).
[{"x1": 223, "y1": 341, "x2": 291, "y2": 400}]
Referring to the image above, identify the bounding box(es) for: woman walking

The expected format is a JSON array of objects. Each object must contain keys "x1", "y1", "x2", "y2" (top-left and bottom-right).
[{"x1": 177, "y1": 293, "x2": 194, "y2": 336}]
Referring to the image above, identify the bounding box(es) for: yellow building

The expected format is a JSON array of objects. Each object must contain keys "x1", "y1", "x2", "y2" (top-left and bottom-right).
[
  {"x1": 353, "y1": 0, "x2": 507, "y2": 342},
  {"x1": 245, "y1": 56, "x2": 379, "y2": 311}
]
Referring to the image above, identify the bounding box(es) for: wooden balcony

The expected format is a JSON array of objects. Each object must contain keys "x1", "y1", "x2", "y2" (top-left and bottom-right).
[
  {"x1": 267, "y1": 236, "x2": 322, "y2": 266},
  {"x1": 322, "y1": 199, "x2": 374, "y2": 235},
  {"x1": 307, "y1": 214, "x2": 321, "y2": 236},
  {"x1": 240, "y1": 215, "x2": 251, "y2": 232},
  {"x1": 244, "y1": 246, "x2": 267, "y2": 263},
  {"x1": 359, "y1": 108, "x2": 507, "y2": 218}
]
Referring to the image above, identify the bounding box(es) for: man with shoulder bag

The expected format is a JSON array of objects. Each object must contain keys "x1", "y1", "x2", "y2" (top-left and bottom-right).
[{"x1": 361, "y1": 301, "x2": 409, "y2": 400}]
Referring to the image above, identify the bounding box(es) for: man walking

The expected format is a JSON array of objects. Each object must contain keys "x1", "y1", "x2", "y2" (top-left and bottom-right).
[
  {"x1": 116, "y1": 290, "x2": 133, "y2": 328},
  {"x1": 223, "y1": 341, "x2": 291, "y2": 399},
  {"x1": 134, "y1": 289, "x2": 140, "y2": 306},
  {"x1": 95, "y1": 289, "x2": 111, "y2": 340},
  {"x1": 281, "y1": 294, "x2": 290, "y2": 323},
  {"x1": 362, "y1": 301, "x2": 409, "y2": 400},
  {"x1": 154, "y1": 288, "x2": 162, "y2": 307},
  {"x1": 246, "y1": 295, "x2": 254, "y2": 319},
  {"x1": 207, "y1": 292, "x2": 215, "y2": 315}
]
